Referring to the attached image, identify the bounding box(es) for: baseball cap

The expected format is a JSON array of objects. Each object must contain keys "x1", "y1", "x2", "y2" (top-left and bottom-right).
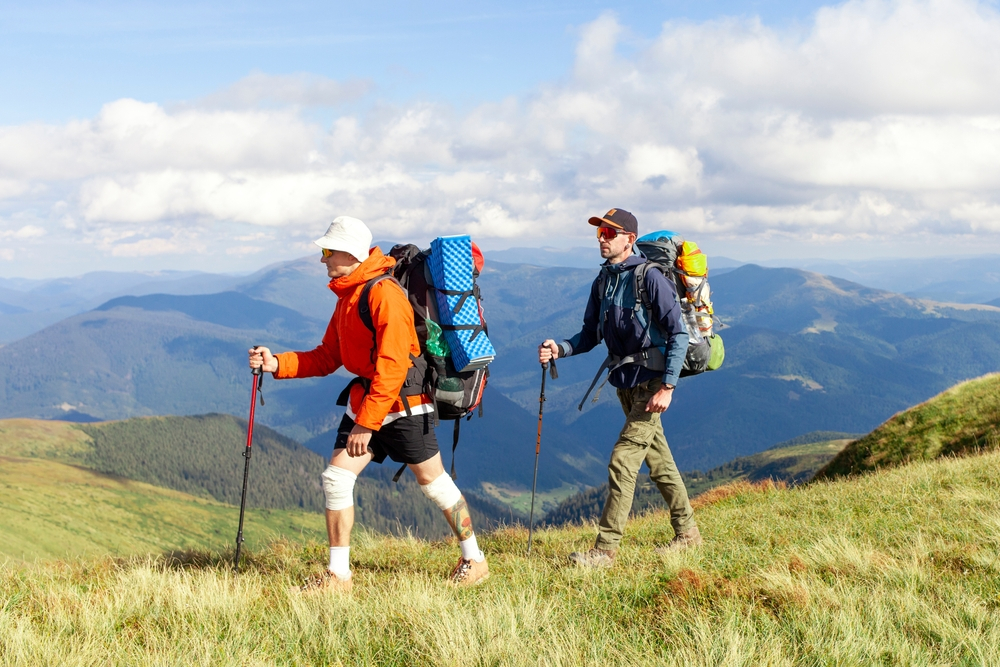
[
  {"x1": 314, "y1": 216, "x2": 373, "y2": 262},
  {"x1": 588, "y1": 208, "x2": 638, "y2": 235}
]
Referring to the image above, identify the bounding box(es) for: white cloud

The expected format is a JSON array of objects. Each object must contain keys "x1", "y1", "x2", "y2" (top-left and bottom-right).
[
  {"x1": 3, "y1": 0, "x2": 1000, "y2": 270},
  {"x1": 0, "y1": 224, "x2": 46, "y2": 239},
  {"x1": 199, "y1": 71, "x2": 374, "y2": 109},
  {"x1": 0, "y1": 179, "x2": 30, "y2": 200}
]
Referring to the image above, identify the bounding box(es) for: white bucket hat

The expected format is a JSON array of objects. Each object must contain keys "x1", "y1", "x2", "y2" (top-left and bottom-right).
[{"x1": 314, "y1": 216, "x2": 373, "y2": 263}]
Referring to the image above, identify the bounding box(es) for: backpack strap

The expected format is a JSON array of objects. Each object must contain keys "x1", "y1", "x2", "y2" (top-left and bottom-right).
[
  {"x1": 595, "y1": 271, "x2": 608, "y2": 344},
  {"x1": 450, "y1": 419, "x2": 461, "y2": 480},
  {"x1": 355, "y1": 272, "x2": 427, "y2": 420},
  {"x1": 358, "y1": 272, "x2": 399, "y2": 335},
  {"x1": 633, "y1": 262, "x2": 653, "y2": 313}
]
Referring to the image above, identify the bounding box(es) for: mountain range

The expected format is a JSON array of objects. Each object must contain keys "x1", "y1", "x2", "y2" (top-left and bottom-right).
[{"x1": 3, "y1": 255, "x2": 1000, "y2": 488}]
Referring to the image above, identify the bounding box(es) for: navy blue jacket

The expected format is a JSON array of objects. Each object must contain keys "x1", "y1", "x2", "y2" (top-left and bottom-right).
[{"x1": 559, "y1": 252, "x2": 689, "y2": 389}]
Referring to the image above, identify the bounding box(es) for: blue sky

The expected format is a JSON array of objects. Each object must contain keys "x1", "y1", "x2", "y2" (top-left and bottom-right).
[
  {"x1": 2, "y1": 0, "x2": 1000, "y2": 277},
  {"x1": 2, "y1": 1, "x2": 831, "y2": 124}
]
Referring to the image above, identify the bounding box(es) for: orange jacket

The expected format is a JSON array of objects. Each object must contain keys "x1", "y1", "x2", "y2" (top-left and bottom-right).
[{"x1": 273, "y1": 247, "x2": 431, "y2": 430}]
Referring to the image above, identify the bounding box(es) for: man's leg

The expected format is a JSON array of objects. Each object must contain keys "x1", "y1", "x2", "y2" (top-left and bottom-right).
[
  {"x1": 325, "y1": 448, "x2": 372, "y2": 545},
  {"x1": 644, "y1": 412, "x2": 696, "y2": 536},
  {"x1": 409, "y1": 453, "x2": 472, "y2": 539},
  {"x1": 593, "y1": 381, "x2": 660, "y2": 553},
  {"x1": 409, "y1": 453, "x2": 489, "y2": 585},
  {"x1": 320, "y1": 447, "x2": 372, "y2": 581}
]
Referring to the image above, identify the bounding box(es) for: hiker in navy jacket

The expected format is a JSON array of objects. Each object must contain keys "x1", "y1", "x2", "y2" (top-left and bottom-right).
[{"x1": 539, "y1": 208, "x2": 702, "y2": 567}]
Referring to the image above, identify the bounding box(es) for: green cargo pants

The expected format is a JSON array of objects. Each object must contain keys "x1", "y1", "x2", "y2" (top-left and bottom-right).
[{"x1": 595, "y1": 377, "x2": 696, "y2": 552}]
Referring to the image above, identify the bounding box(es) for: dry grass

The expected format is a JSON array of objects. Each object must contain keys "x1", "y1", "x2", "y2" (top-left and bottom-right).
[
  {"x1": 690, "y1": 478, "x2": 787, "y2": 510},
  {"x1": 3, "y1": 450, "x2": 1000, "y2": 665}
]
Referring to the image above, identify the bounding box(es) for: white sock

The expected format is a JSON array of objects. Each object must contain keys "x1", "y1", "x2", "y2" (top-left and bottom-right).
[
  {"x1": 459, "y1": 534, "x2": 484, "y2": 562},
  {"x1": 328, "y1": 546, "x2": 351, "y2": 578}
]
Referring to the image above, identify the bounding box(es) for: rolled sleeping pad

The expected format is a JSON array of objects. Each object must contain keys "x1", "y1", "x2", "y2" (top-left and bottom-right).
[{"x1": 428, "y1": 235, "x2": 496, "y2": 372}]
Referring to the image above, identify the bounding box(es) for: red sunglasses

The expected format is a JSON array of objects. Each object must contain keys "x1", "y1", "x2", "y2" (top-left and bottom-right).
[{"x1": 596, "y1": 226, "x2": 624, "y2": 241}]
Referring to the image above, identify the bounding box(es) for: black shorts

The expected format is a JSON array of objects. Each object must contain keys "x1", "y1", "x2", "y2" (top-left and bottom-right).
[{"x1": 334, "y1": 413, "x2": 439, "y2": 465}]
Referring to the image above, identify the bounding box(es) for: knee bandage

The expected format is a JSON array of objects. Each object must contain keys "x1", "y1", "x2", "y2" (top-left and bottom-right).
[
  {"x1": 420, "y1": 471, "x2": 463, "y2": 510},
  {"x1": 321, "y1": 465, "x2": 357, "y2": 511}
]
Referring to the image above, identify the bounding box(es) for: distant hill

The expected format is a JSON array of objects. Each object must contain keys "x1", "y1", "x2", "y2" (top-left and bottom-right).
[
  {"x1": 0, "y1": 270, "x2": 245, "y2": 344},
  {"x1": 542, "y1": 433, "x2": 853, "y2": 527},
  {"x1": 813, "y1": 373, "x2": 1000, "y2": 480},
  {"x1": 0, "y1": 293, "x2": 346, "y2": 442},
  {"x1": 77, "y1": 414, "x2": 326, "y2": 511},
  {"x1": 760, "y1": 254, "x2": 1000, "y2": 304},
  {"x1": 95, "y1": 292, "x2": 321, "y2": 336}
]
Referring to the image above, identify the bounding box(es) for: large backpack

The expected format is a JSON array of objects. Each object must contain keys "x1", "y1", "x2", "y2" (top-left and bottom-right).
[
  {"x1": 579, "y1": 230, "x2": 724, "y2": 409},
  {"x1": 634, "y1": 230, "x2": 725, "y2": 377},
  {"x1": 355, "y1": 241, "x2": 491, "y2": 480}
]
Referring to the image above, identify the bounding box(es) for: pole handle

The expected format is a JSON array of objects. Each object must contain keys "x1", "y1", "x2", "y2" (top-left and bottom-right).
[{"x1": 251, "y1": 345, "x2": 264, "y2": 404}]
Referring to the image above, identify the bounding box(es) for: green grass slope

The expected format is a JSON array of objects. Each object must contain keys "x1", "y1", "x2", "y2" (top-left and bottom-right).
[
  {"x1": 0, "y1": 455, "x2": 323, "y2": 562},
  {"x1": 0, "y1": 417, "x2": 519, "y2": 548},
  {"x1": 543, "y1": 433, "x2": 852, "y2": 527},
  {"x1": 814, "y1": 372, "x2": 1000, "y2": 480},
  {"x1": 2, "y1": 451, "x2": 998, "y2": 665}
]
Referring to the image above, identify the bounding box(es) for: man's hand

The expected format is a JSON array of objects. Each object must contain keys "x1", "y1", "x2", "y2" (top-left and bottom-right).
[
  {"x1": 345, "y1": 424, "x2": 373, "y2": 457},
  {"x1": 645, "y1": 386, "x2": 674, "y2": 413},
  {"x1": 249, "y1": 346, "x2": 278, "y2": 373},
  {"x1": 538, "y1": 339, "x2": 560, "y2": 365}
]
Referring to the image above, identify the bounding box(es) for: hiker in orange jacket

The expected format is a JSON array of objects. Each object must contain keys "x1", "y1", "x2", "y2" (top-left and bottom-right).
[{"x1": 249, "y1": 216, "x2": 488, "y2": 590}]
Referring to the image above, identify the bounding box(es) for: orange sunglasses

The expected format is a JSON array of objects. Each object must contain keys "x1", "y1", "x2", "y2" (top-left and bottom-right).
[{"x1": 597, "y1": 226, "x2": 624, "y2": 241}]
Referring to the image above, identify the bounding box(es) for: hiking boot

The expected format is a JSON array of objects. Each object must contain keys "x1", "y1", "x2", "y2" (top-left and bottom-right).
[
  {"x1": 296, "y1": 570, "x2": 353, "y2": 594},
  {"x1": 568, "y1": 547, "x2": 616, "y2": 568},
  {"x1": 449, "y1": 557, "x2": 490, "y2": 586},
  {"x1": 654, "y1": 525, "x2": 703, "y2": 555}
]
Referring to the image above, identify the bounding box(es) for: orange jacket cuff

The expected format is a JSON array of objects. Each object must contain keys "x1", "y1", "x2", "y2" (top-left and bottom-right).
[{"x1": 273, "y1": 352, "x2": 299, "y2": 379}]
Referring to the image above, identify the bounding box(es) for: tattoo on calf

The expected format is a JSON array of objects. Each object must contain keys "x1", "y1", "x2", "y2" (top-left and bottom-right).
[{"x1": 446, "y1": 498, "x2": 474, "y2": 540}]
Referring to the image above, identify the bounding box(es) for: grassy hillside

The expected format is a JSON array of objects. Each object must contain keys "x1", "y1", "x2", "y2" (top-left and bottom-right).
[
  {"x1": 815, "y1": 372, "x2": 1000, "y2": 480},
  {"x1": 0, "y1": 417, "x2": 520, "y2": 547},
  {"x1": 0, "y1": 455, "x2": 323, "y2": 562},
  {"x1": 543, "y1": 433, "x2": 853, "y2": 527},
  {"x1": 0, "y1": 418, "x2": 94, "y2": 460},
  {"x1": 2, "y1": 450, "x2": 998, "y2": 664}
]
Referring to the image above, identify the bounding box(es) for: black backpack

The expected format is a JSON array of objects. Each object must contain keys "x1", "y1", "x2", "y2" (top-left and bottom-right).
[{"x1": 355, "y1": 243, "x2": 489, "y2": 480}]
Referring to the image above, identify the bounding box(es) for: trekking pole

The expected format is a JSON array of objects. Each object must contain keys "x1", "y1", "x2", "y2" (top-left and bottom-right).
[
  {"x1": 527, "y1": 358, "x2": 557, "y2": 555},
  {"x1": 234, "y1": 354, "x2": 264, "y2": 572}
]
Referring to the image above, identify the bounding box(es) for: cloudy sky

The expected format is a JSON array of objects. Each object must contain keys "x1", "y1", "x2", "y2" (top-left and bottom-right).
[{"x1": 2, "y1": 0, "x2": 999, "y2": 277}]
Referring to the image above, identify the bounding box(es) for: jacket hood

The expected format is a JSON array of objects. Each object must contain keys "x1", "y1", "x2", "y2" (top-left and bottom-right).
[
  {"x1": 602, "y1": 249, "x2": 646, "y2": 274},
  {"x1": 328, "y1": 247, "x2": 396, "y2": 298}
]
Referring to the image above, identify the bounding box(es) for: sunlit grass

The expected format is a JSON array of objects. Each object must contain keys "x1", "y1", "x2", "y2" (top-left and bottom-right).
[
  {"x1": 3, "y1": 450, "x2": 999, "y2": 665},
  {"x1": 0, "y1": 456, "x2": 323, "y2": 563},
  {"x1": 818, "y1": 372, "x2": 1000, "y2": 479}
]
